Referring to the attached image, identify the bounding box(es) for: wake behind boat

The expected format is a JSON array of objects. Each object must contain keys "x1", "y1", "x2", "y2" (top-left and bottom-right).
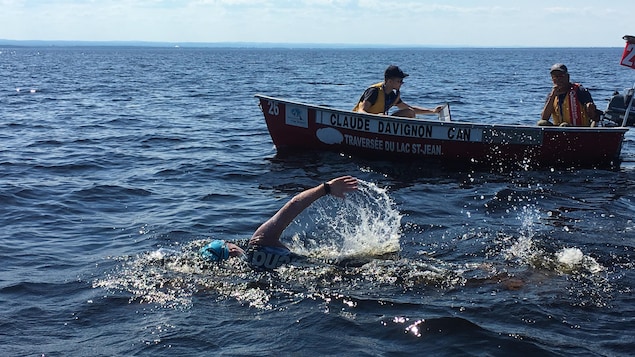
[{"x1": 255, "y1": 94, "x2": 627, "y2": 169}]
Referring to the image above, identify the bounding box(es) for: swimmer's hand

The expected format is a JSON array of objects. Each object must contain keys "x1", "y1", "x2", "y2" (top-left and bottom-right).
[{"x1": 327, "y1": 176, "x2": 358, "y2": 198}]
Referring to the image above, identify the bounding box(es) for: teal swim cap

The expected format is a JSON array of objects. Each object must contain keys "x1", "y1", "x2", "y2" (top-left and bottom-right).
[{"x1": 200, "y1": 240, "x2": 230, "y2": 262}]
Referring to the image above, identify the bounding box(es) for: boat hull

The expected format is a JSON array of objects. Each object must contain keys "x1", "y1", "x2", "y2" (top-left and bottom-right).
[{"x1": 256, "y1": 95, "x2": 628, "y2": 169}]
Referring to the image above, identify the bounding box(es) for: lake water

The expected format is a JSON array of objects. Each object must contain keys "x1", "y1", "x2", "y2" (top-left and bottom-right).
[{"x1": 1, "y1": 46, "x2": 635, "y2": 356}]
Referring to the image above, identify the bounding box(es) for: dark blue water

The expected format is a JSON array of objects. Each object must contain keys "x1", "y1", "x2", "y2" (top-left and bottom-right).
[{"x1": 2, "y1": 46, "x2": 635, "y2": 356}]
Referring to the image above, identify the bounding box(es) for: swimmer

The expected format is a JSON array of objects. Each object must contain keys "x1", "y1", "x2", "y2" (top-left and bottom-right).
[{"x1": 200, "y1": 176, "x2": 359, "y2": 270}]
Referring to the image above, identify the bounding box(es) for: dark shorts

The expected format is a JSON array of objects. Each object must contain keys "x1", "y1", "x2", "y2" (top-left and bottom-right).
[{"x1": 244, "y1": 245, "x2": 300, "y2": 270}]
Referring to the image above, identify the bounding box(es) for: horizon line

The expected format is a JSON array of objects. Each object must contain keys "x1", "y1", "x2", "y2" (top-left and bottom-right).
[{"x1": 0, "y1": 39, "x2": 621, "y2": 49}]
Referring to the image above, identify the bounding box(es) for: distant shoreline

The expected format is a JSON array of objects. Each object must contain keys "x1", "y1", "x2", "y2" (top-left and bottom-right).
[{"x1": 0, "y1": 39, "x2": 621, "y2": 49}]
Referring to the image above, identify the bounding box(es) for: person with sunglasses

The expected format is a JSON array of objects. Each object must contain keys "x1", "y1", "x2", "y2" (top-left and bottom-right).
[
  {"x1": 353, "y1": 65, "x2": 443, "y2": 117},
  {"x1": 538, "y1": 63, "x2": 599, "y2": 127}
]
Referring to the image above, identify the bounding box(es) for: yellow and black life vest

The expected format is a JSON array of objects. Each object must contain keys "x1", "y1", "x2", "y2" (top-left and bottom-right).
[{"x1": 352, "y1": 82, "x2": 399, "y2": 114}]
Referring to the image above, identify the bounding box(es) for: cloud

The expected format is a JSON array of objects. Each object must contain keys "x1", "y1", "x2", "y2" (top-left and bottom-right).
[{"x1": 0, "y1": 0, "x2": 631, "y2": 46}]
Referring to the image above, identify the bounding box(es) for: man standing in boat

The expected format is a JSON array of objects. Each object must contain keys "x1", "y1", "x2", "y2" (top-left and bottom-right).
[
  {"x1": 353, "y1": 65, "x2": 443, "y2": 117},
  {"x1": 538, "y1": 63, "x2": 599, "y2": 127}
]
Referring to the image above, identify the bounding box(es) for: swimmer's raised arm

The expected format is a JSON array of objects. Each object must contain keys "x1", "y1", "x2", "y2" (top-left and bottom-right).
[
  {"x1": 201, "y1": 176, "x2": 359, "y2": 264},
  {"x1": 250, "y1": 176, "x2": 358, "y2": 247}
]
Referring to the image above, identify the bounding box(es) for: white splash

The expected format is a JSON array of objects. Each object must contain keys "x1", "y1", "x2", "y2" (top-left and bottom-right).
[
  {"x1": 505, "y1": 206, "x2": 541, "y2": 262},
  {"x1": 556, "y1": 247, "x2": 584, "y2": 266},
  {"x1": 555, "y1": 247, "x2": 604, "y2": 274},
  {"x1": 289, "y1": 179, "x2": 402, "y2": 261},
  {"x1": 504, "y1": 206, "x2": 605, "y2": 275}
]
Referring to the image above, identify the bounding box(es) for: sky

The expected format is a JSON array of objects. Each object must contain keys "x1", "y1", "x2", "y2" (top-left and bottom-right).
[{"x1": 0, "y1": 0, "x2": 632, "y2": 47}]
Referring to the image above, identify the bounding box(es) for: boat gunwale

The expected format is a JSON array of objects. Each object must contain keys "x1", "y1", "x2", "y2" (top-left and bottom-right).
[{"x1": 255, "y1": 94, "x2": 629, "y2": 134}]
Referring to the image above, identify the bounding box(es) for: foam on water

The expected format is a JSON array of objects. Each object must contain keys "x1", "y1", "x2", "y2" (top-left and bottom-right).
[
  {"x1": 95, "y1": 189, "x2": 613, "y2": 310},
  {"x1": 556, "y1": 247, "x2": 604, "y2": 274},
  {"x1": 504, "y1": 205, "x2": 606, "y2": 275},
  {"x1": 95, "y1": 180, "x2": 411, "y2": 308}
]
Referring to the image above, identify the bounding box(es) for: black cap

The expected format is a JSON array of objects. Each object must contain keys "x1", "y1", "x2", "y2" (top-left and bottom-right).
[
  {"x1": 550, "y1": 63, "x2": 568, "y2": 74},
  {"x1": 385, "y1": 65, "x2": 409, "y2": 79}
]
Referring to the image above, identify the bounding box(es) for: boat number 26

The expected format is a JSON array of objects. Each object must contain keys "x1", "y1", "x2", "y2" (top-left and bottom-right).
[{"x1": 266, "y1": 100, "x2": 279, "y2": 116}]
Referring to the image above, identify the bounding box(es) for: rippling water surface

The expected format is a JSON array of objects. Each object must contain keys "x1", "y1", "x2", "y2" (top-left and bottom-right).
[{"x1": 1, "y1": 46, "x2": 635, "y2": 356}]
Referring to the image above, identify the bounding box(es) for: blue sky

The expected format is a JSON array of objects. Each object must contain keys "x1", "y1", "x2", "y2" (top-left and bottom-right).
[{"x1": 0, "y1": 0, "x2": 632, "y2": 47}]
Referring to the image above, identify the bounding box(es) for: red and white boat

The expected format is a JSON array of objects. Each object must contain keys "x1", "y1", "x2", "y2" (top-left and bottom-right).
[
  {"x1": 255, "y1": 94, "x2": 628, "y2": 169},
  {"x1": 256, "y1": 37, "x2": 635, "y2": 170}
]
